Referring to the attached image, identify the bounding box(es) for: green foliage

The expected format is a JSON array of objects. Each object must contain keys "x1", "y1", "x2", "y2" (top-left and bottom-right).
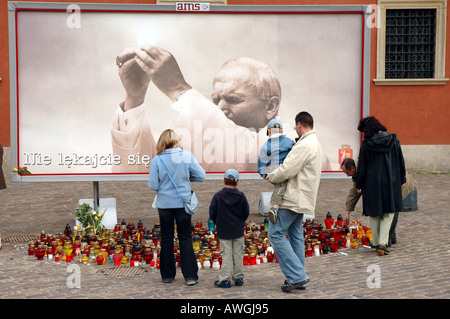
[{"x1": 75, "y1": 203, "x2": 105, "y2": 233}]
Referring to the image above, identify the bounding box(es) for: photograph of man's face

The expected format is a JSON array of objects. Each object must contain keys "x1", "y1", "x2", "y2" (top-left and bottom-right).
[{"x1": 212, "y1": 58, "x2": 281, "y2": 131}]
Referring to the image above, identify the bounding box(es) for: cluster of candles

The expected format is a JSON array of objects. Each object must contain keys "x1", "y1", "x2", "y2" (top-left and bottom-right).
[
  {"x1": 304, "y1": 212, "x2": 373, "y2": 257},
  {"x1": 27, "y1": 220, "x2": 165, "y2": 267},
  {"x1": 193, "y1": 218, "x2": 276, "y2": 269},
  {"x1": 25, "y1": 218, "x2": 276, "y2": 269},
  {"x1": 26, "y1": 212, "x2": 372, "y2": 267}
]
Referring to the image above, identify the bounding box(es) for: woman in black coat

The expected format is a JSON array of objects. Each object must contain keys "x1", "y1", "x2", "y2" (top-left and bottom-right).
[{"x1": 355, "y1": 117, "x2": 406, "y2": 256}]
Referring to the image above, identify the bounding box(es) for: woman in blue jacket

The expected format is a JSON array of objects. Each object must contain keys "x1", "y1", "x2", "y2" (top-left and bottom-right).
[{"x1": 148, "y1": 129, "x2": 205, "y2": 285}]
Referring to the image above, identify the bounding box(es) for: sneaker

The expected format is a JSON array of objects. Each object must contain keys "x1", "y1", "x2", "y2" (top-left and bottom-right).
[
  {"x1": 281, "y1": 278, "x2": 310, "y2": 293},
  {"x1": 186, "y1": 278, "x2": 199, "y2": 286},
  {"x1": 268, "y1": 207, "x2": 278, "y2": 224},
  {"x1": 214, "y1": 280, "x2": 231, "y2": 288},
  {"x1": 234, "y1": 278, "x2": 244, "y2": 286},
  {"x1": 162, "y1": 278, "x2": 174, "y2": 283}
]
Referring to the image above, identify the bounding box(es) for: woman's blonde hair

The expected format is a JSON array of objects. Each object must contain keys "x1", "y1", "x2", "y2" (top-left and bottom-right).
[{"x1": 156, "y1": 129, "x2": 182, "y2": 155}]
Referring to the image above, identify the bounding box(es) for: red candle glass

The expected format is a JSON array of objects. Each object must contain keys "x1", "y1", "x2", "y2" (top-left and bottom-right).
[
  {"x1": 35, "y1": 246, "x2": 45, "y2": 260},
  {"x1": 361, "y1": 234, "x2": 369, "y2": 246},
  {"x1": 243, "y1": 254, "x2": 249, "y2": 266},
  {"x1": 28, "y1": 244, "x2": 35, "y2": 256},
  {"x1": 324, "y1": 212, "x2": 334, "y2": 229},
  {"x1": 329, "y1": 239, "x2": 338, "y2": 253},
  {"x1": 113, "y1": 253, "x2": 122, "y2": 266},
  {"x1": 306, "y1": 244, "x2": 313, "y2": 257},
  {"x1": 143, "y1": 250, "x2": 154, "y2": 264},
  {"x1": 97, "y1": 254, "x2": 104, "y2": 265},
  {"x1": 47, "y1": 246, "x2": 53, "y2": 258},
  {"x1": 352, "y1": 227, "x2": 358, "y2": 239},
  {"x1": 305, "y1": 224, "x2": 312, "y2": 235},
  {"x1": 319, "y1": 227, "x2": 327, "y2": 241},
  {"x1": 335, "y1": 214, "x2": 344, "y2": 227}
]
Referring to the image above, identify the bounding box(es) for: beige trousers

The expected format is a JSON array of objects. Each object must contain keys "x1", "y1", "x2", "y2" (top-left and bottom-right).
[
  {"x1": 219, "y1": 237, "x2": 244, "y2": 282},
  {"x1": 370, "y1": 213, "x2": 395, "y2": 246}
]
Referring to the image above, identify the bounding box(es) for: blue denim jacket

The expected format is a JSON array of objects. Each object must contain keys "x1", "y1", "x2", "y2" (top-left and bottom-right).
[{"x1": 148, "y1": 148, "x2": 205, "y2": 209}]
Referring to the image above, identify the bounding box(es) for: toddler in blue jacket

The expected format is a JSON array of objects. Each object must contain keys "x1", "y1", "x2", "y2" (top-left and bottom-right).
[{"x1": 258, "y1": 119, "x2": 295, "y2": 224}]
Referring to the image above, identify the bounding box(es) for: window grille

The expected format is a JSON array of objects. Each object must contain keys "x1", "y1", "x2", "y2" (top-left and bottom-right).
[{"x1": 385, "y1": 9, "x2": 436, "y2": 79}]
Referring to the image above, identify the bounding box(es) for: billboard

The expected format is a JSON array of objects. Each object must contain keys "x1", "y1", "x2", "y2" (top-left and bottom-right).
[{"x1": 8, "y1": 2, "x2": 371, "y2": 182}]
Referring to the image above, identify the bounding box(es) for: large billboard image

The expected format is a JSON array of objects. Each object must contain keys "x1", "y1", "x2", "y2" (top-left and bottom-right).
[{"x1": 8, "y1": 2, "x2": 371, "y2": 181}]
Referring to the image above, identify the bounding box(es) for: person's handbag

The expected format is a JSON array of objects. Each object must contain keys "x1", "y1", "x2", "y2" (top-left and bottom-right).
[
  {"x1": 182, "y1": 190, "x2": 199, "y2": 215},
  {"x1": 159, "y1": 156, "x2": 199, "y2": 215}
]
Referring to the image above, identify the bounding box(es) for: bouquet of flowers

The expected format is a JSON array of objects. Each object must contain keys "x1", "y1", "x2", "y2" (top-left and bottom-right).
[
  {"x1": 14, "y1": 167, "x2": 31, "y2": 174},
  {"x1": 75, "y1": 203, "x2": 105, "y2": 233}
]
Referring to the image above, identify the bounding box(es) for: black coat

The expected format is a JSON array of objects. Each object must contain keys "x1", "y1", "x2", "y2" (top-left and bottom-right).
[{"x1": 355, "y1": 132, "x2": 406, "y2": 217}]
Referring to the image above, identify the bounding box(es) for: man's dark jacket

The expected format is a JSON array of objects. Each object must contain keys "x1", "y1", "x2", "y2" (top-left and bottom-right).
[
  {"x1": 355, "y1": 131, "x2": 406, "y2": 217},
  {"x1": 209, "y1": 187, "x2": 249, "y2": 240}
]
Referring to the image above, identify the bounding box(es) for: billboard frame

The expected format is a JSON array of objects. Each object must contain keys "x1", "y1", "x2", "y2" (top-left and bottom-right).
[{"x1": 8, "y1": 2, "x2": 372, "y2": 182}]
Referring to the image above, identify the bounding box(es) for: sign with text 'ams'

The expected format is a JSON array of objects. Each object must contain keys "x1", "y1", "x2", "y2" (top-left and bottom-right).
[{"x1": 176, "y1": 2, "x2": 210, "y2": 11}]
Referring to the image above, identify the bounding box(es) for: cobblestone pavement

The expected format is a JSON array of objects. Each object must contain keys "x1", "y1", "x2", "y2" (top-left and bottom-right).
[{"x1": 0, "y1": 174, "x2": 449, "y2": 305}]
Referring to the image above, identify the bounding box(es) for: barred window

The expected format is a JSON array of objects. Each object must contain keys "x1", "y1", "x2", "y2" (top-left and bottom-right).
[{"x1": 385, "y1": 9, "x2": 436, "y2": 79}]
